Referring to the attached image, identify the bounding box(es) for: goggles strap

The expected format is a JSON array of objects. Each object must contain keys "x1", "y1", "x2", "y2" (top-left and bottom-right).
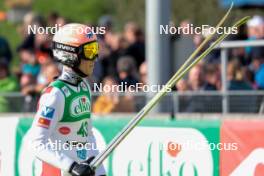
[{"x1": 53, "y1": 42, "x2": 78, "y2": 54}]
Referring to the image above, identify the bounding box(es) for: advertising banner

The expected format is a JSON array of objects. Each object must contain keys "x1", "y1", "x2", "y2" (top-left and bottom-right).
[
  {"x1": 2, "y1": 117, "x2": 264, "y2": 176},
  {"x1": 12, "y1": 118, "x2": 220, "y2": 176},
  {"x1": 220, "y1": 120, "x2": 264, "y2": 176}
]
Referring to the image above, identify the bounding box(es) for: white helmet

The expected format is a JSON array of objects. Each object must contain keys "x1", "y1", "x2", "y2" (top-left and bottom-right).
[{"x1": 52, "y1": 23, "x2": 99, "y2": 70}]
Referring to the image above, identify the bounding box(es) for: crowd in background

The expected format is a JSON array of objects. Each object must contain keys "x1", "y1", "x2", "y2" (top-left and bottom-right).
[
  {"x1": 176, "y1": 15, "x2": 264, "y2": 93},
  {"x1": 0, "y1": 12, "x2": 264, "y2": 113}
]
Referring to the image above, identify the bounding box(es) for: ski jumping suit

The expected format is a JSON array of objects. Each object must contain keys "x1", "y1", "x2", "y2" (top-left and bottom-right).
[{"x1": 27, "y1": 69, "x2": 106, "y2": 176}]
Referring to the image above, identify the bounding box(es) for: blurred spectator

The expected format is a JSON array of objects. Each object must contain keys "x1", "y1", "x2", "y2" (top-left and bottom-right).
[
  {"x1": 185, "y1": 64, "x2": 207, "y2": 112},
  {"x1": 251, "y1": 47, "x2": 264, "y2": 89},
  {"x1": 231, "y1": 47, "x2": 248, "y2": 66},
  {"x1": 93, "y1": 76, "x2": 135, "y2": 114},
  {"x1": 176, "y1": 79, "x2": 189, "y2": 92},
  {"x1": 20, "y1": 73, "x2": 36, "y2": 95},
  {"x1": 100, "y1": 32, "x2": 126, "y2": 78},
  {"x1": 55, "y1": 16, "x2": 67, "y2": 26},
  {"x1": 34, "y1": 32, "x2": 51, "y2": 53},
  {"x1": 97, "y1": 15, "x2": 115, "y2": 78},
  {"x1": 0, "y1": 60, "x2": 19, "y2": 112},
  {"x1": 135, "y1": 62, "x2": 148, "y2": 111},
  {"x1": 18, "y1": 12, "x2": 35, "y2": 39},
  {"x1": 0, "y1": 36, "x2": 12, "y2": 64},
  {"x1": 193, "y1": 34, "x2": 220, "y2": 64},
  {"x1": 117, "y1": 56, "x2": 138, "y2": 89},
  {"x1": 139, "y1": 61, "x2": 147, "y2": 86},
  {"x1": 176, "y1": 79, "x2": 192, "y2": 112},
  {"x1": 21, "y1": 51, "x2": 59, "y2": 95},
  {"x1": 98, "y1": 15, "x2": 113, "y2": 32},
  {"x1": 47, "y1": 12, "x2": 59, "y2": 27},
  {"x1": 24, "y1": 63, "x2": 59, "y2": 95},
  {"x1": 37, "y1": 63, "x2": 59, "y2": 90},
  {"x1": 203, "y1": 64, "x2": 221, "y2": 90},
  {"x1": 193, "y1": 34, "x2": 203, "y2": 48},
  {"x1": 188, "y1": 64, "x2": 204, "y2": 91},
  {"x1": 123, "y1": 22, "x2": 145, "y2": 68},
  {"x1": 20, "y1": 52, "x2": 59, "y2": 111},
  {"x1": 247, "y1": 15, "x2": 264, "y2": 40},
  {"x1": 36, "y1": 48, "x2": 53, "y2": 65},
  {"x1": 18, "y1": 14, "x2": 47, "y2": 50},
  {"x1": 227, "y1": 59, "x2": 252, "y2": 90},
  {"x1": 227, "y1": 60, "x2": 257, "y2": 113},
  {"x1": 16, "y1": 12, "x2": 35, "y2": 51},
  {"x1": 18, "y1": 47, "x2": 40, "y2": 77},
  {"x1": 202, "y1": 64, "x2": 222, "y2": 112},
  {"x1": 93, "y1": 76, "x2": 118, "y2": 114},
  {"x1": 246, "y1": 16, "x2": 264, "y2": 55}
]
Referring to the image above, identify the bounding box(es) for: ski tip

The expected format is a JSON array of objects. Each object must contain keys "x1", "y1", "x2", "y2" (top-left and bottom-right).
[
  {"x1": 230, "y1": 1, "x2": 234, "y2": 8},
  {"x1": 239, "y1": 16, "x2": 251, "y2": 24},
  {"x1": 228, "y1": 2, "x2": 234, "y2": 11}
]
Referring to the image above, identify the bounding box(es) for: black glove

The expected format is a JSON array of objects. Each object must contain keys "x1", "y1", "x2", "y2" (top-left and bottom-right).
[{"x1": 69, "y1": 157, "x2": 95, "y2": 176}]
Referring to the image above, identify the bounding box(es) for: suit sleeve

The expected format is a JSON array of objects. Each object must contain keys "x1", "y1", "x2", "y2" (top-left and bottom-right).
[{"x1": 26, "y1": 87, "x2": 74, "y2": 172}]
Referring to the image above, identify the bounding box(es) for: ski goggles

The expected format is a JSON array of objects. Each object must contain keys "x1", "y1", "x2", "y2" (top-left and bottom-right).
[
  {"x1": 53, "y1": 41, "x2": 99, "y2": 61},
  {"x1": 83, "y1": 42, "x2": 99, "y2": 60}
]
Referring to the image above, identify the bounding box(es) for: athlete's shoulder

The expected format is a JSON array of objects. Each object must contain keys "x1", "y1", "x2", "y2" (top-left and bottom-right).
[
  {"x1": 49, "y1": 79, "x2": 67, "y2": 89},
  {"x1": 37, "y1": 86, "x2": 65, "y2": 114},
  {"x1": 40, "y1": 85, "x2": 65, "y2": 104}
]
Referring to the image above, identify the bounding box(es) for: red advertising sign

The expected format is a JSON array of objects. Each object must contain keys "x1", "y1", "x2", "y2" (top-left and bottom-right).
[{"x1": 220, "y1": 120, "x2": 264, "y2": 176}]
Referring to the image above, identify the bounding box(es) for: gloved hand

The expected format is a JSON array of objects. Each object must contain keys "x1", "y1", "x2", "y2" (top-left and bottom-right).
[{"x1": 69, "y1": 157, "x2": 95, "y2": 176}]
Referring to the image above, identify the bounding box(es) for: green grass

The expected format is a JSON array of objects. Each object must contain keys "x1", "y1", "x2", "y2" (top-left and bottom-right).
[{"x1": 32, "y1": 0, "x2": 111, "y2": 23}]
